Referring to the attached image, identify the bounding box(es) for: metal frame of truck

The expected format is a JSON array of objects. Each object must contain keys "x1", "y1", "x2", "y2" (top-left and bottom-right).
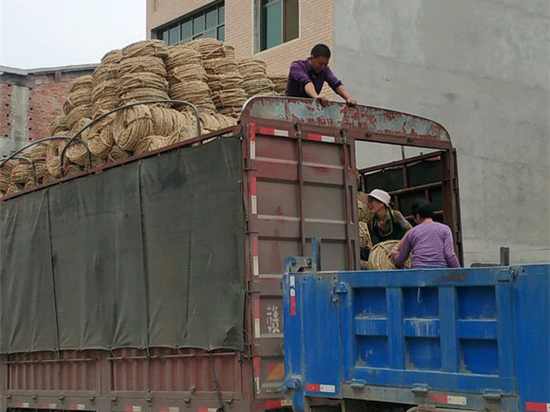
[{"x1": 1, "y1": 97, "x2": 462, "y2": 412}]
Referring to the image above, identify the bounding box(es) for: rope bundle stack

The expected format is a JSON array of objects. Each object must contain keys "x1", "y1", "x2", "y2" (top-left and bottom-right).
[
  {"x1": 86, "y1": 114, "x2": 116, "y2": 160},
  {"x1": 188, "y1": 39, "x2": 246, "y2": 118},
  {"x1": 165, "y1": 45, "x2": 216, "y2": 113},
  {"x1": 268, "y1": 75, "x2": 287, "y2": 95},
  {"x1": 0, "y1": 160, "x2": 18, "y2": 194},
  {"x1": 237, "y1": 58, "x2": 276, "y2": 97},
  {"x1": 66, "y1": 118, "x2": 93, "y2": 166},
  {"x1": 64, "y1": 75, "x2": 93, "y2": 130},
  {"x1": 117, "y1": 41, "x2": 169, "y2": 106},
  {"x1": 91, "y1": 50, "x2": 121, "y2": 118},
  {"x1": 49, "y1": 115, "x2": 69, "y2": 135},
  {"x1": 367, "y1": 240, "x2": 412, "y2": 270}
]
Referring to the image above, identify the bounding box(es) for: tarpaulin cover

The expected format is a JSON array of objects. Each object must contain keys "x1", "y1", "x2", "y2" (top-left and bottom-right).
[{"x1": 0, "y1": 137, "x2": 245, "y2": 354}]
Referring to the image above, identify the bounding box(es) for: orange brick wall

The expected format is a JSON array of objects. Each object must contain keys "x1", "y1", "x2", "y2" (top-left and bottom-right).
[{"x1": 147, "y1": 0, "x2": 335, "y2": 94}]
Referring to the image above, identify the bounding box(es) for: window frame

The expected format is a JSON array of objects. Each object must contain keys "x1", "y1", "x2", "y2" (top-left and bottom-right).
[
  {"x1": 153, "y1": 1, "x2": 225, "y2": 46},
  {"x1": 255, "y1": 0, "x2": 299, "y2": 53}
]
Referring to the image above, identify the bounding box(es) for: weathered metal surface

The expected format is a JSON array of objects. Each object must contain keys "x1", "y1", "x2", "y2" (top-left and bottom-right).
[{"x1": 242, "y1": 97, "x2": 452, "y2": 148}]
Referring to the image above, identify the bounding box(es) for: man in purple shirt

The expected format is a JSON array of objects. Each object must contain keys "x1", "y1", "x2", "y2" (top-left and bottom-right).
[
  {"x1": 285, "y1": 44, "x2": 356, "y2": 106},
  {"x1": 390, "y1": 199, "x2": 461, "y2": 269}
]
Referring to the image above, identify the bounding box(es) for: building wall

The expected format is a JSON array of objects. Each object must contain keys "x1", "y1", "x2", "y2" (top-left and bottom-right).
[
  {"x1": 334, "y1": 0, "x2": 550, "y2": 265},
  {"x1": 0, "y1": 67, "x2": 95, "y2": 158},
  {"x1": 146, "y1": 0, "x2": 335, "y2": 80}
]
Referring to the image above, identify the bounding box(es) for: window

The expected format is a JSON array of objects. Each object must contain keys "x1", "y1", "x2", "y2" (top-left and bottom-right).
[
  {"x1": 258, "y1": 0, "x2": 298, "y2": 52},
  {"x1": 154, "y1": 2, "x2": 225, "y2": 46}
]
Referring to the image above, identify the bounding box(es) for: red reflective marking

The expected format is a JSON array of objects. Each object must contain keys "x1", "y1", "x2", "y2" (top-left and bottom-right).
[
  {"x1": 253, "y1": 357, "x2": 261, "y2": 378},
  {"x1": 308, "y1": 133, "x2": 322, "y2": 141},
  {"x1": 250, "y1": 176, "x2": 257, "y2": 196},
  {"x1": 430, "y1": 395, "x2": 448, "y2": 404},
  {"x1": 249, "y1": 123, "x2": 257, "y2": 142},
  {"x1": 252, "y1": 236, "x2": 259, "y2": 256},
  {"x1": 306, "y1": 383, "x2": 320, "y2": 392},
  {"x1": 254, "y1": 298, "x2": 260, "y2": 317},
  {"x1": 258, "y1": 127, "x2": 275, "y2": 136},
  {"x1": 265, "y1": 400, "x2": 281, "y2": 408},
  {"x1": 124, "y1": 406, "x2": 133, "y2": 412},
  {"x1": 526, "y1": 403, "x2": 549, "y2": 411},
  {"x1": 290, "y1": 295, "x2": 296, "y2": 316}
]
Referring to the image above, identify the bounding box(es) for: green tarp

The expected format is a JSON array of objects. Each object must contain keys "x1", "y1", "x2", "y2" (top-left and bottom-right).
[{"x1": 0, "y1": 138, "x2": 245, "y2": 354}]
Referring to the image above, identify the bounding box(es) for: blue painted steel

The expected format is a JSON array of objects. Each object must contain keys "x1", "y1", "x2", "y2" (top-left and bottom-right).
[{"x1": 283, "y1": 265, "x2": 550, "y2": 412}]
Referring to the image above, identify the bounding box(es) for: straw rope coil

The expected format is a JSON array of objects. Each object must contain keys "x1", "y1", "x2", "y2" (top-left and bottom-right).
[
  {"x1": 64, "y1": 164, "x2": 82, "y2": 177},
  {"x1": 118, "y1": 56, "x2": 167, "y2": 77},
  {"x1": 46, "y1": 140, "x2": 65, "y2": 177},
  {"x1": 6, "y1": 182, "x2": 21, "y2": 195},
  {"x1": 169, "y1": 80, "x2": 216, "y2": 112},
  {"x1": 203, "y1": 57, "x2": 239, "y2": 75},
  {"x1": 0, "y1": 160, "x2": 18, "y2": 192},
  {"x1": 93, "y1": 63, "x2": 119, "y2": 83},
  {"x1": 11, "y1": 163, "x2": 33, "y2": 184},
  {"x1": 121, "y1": 40, "x2": 168, "y2": 59},
  {"x1": 359, "y1": 221, "x2": 373, "y2": 250},
  {"x1": 49, "y1": 115, "x2": 69, "y2": 135},
  {"x1": 186, "y1": 39, "x2": 234, "y2": 60},
  {"x1": 134, "y1": 135, "x2": 171, "y2": 155},
  {"x1": 113, "y1": 105, "x2": 154, "y2": 151},
  {"x1": 86, "y1": 115, "x2": 116, "y2": 158},
  {"x1": 268, "y1": 74, "x2": 287, "y2": 95},
  {"x1": 117, "y1": 72, "x2": 168, "y2": 95},
  {"x1": 357, "y1": 192, "x2": 375, "y2": 223},
  {"x1": 168, "y1": 64, "x2": 207, "y2": 85},
  {"x1": 206, "y1": 74, "x2": 243, "y2": 91},
  {"x1": 69, "y1": 75, "x2": 93, "y2": 94},
  {"x1": 165, "y1": 46, "x2": 202, "y2": 72},
  {"x1": 101, "y1": 49, "x2": 122, "y2": 65},
  {"x1": 108, "y1": 145, "x2": 131, "y2": 162},
  {"x1": 367, "y1": 240, "x2": 412, "y2": 270}
]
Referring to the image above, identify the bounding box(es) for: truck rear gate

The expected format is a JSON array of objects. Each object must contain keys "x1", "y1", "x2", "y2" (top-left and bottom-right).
[
  {"x1": 283, "y1": 264, "x2": 550, "y2": 412},
  {"x1": 0, "y1": 97, "x2": 461, "y2": 412}
]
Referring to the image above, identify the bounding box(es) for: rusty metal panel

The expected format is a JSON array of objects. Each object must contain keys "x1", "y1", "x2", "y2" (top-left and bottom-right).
[
  {"x1": 5, "y1": 351, "x2": 99, "y2": 392},
  {"x1": 241, "y1": 115, "x2": 358, "y2": 401},
  {"x1": 242, "y1": 97, "x2": 452, "y2": 149}
]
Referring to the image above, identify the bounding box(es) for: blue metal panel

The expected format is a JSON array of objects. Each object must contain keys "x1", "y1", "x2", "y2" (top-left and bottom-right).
[
  {"x1": 284, "y1": 265, "x2": 550, "y2": 411},
  {"x1": 513, "y1": 265, "x2": 550, "y2": 410}
]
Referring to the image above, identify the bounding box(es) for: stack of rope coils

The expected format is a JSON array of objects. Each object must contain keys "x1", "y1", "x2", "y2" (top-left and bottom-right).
[
  {"x1": 268, "y1": 74, "x2": 287, "y2": 95},
  {"x1": 3, "y1": 39, "x2": 292, "y2": 197},
  {"x1": 237, "y1": 58, "x2": 276, "y2": 97},
  {"x1": 117, "y1": 41, "x2": 169, "y2": 106},
  {"x1": 188, "y1": 39, "x2": 246, "y2": 118},
  {"x1": 49, "y1": 115, "x2": 69, "y2": 135},
  {"x1": 91, "y1": 50, "x2": 121, "y2": 119},
  {"x1": 367, "y1": 240, "x2": 412, "y2": 270},
  {"x1": 64, "y1": 75, "x2": 93, "y2": 131},
  {"x1": 166, "y1": 45, "x2": 216, "y2": 114}
]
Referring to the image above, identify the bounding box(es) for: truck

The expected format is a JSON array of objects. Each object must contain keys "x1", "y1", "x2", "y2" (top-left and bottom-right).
[
  {"x1": 282, "y1": 260, "x2": 550, "y2": 412},
  {"x1": 0, "y1": 97, "x2": 463, "y2": 412}
]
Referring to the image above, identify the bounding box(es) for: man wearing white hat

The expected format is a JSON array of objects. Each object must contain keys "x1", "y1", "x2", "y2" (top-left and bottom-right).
[{"x1": 361, "y1": 189, "x2": 412, "y2": 260}]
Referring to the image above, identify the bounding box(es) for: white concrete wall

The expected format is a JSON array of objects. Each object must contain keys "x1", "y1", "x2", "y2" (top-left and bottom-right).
[{"x1": 335, "y1": 0, "x2": 550, "y2": 265}]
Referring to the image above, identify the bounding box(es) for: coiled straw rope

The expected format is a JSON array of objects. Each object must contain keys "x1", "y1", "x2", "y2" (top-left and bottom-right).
[{"x1": 367, "y1": 240, "x2": 412, "y2": 270}]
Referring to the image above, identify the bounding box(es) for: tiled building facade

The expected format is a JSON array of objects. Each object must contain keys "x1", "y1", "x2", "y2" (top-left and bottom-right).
[{"x1": 146, "y1": 0, "x2": 334, "y2": 76}]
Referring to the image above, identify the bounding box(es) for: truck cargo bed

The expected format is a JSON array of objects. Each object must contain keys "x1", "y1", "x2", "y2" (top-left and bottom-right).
[{"x1": 283, "y1": 264, "x2": 550, "y2": 412}]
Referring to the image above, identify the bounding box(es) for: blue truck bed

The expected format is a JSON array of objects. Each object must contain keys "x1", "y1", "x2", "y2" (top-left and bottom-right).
[{"x1": 282, "y1": 263, "x2": 550, "y2": 412}]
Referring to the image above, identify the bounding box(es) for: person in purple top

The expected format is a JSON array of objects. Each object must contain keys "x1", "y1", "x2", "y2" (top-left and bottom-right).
[
  {"x1": 285, "y1": 44, "x2": 356, "y2": 107},
  {"x1": 390, "y1": 198, "x2": 461, "y2": 269}
]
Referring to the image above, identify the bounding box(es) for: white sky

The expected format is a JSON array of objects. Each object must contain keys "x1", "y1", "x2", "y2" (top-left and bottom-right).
[{"x1": 0, "y1": 0, "x2": 146, "y2": 69}]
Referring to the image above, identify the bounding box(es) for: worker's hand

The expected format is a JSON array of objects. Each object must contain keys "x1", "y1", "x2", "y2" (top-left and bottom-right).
[
  {"x1": 389, "y1": 247, "x2": 399, "y2": 263},
  {"x1": 316, "y1": 96, "x2": 330, "y2": 107},
  {"x1": 346, "y1": 97, "x2": 357, "y2": 107}
]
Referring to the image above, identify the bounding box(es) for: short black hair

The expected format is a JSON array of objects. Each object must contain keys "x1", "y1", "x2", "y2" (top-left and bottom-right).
[
  {"x1": 411, "y1": 198, "x2": 435, "y2": 218},
  {"x1": 311, "y1": 44, "x2": 331, "y2": 59}
]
